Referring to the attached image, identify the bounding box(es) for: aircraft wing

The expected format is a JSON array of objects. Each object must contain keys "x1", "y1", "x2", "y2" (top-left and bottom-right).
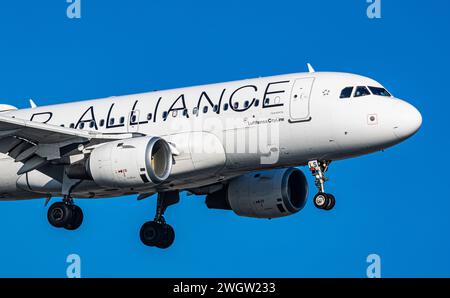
[{"x1": 0, "y1": 114, "x2": 139, "y2": 175}]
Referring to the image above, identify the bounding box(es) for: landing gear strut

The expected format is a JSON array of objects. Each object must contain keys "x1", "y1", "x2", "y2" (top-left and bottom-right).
[
  {"x1": 47, "y1": 197, "x2": 84, "y2": 230},
  {"x1": 308, "y1": 160, "x2": 336, "y2": 211},
  {"x1": 140, "y1": 191, "x2": 179, "y2": 249}
]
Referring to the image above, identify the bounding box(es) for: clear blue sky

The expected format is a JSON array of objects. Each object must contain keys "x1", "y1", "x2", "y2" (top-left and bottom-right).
[{"x1": 0, "y1": 0, "x2": 448, "y2": 277}]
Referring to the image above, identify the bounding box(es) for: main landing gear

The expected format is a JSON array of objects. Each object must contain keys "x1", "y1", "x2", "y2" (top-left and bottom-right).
[
  {"x1": 47, "y1": 197, "x2": 84, "y2": 230},
  {"x1": 140, "y1": 191, "x2": 179, "y2": 249},
  {"x1": 308, "y1": 160, "x2": 336, "y2": 211}
]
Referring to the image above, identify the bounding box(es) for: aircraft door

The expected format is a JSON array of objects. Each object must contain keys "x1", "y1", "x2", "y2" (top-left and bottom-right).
[{"x1": 289, "y1": 78, "x2": 315, "y2": 121}]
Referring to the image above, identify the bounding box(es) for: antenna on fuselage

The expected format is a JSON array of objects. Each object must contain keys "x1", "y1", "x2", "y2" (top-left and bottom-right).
[
  {"x1": 307, "y1": 63, "x2": 315, "y2": 73},
  {"x1": 29, "y1": 99, "x2": 37, "y2": 108}
]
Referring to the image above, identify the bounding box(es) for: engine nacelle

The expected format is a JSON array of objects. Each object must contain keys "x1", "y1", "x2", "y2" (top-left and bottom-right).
[
  {"x1": 84, "y1": 136, "x2": 172, "y2": 188},
  {"x1": 206, "y1": 168, "x2": 308, "y2": 219}
]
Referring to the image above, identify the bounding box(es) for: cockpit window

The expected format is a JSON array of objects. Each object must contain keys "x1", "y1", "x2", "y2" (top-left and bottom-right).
[
  {"x1": 340, "y1": 87, "x2": 353, "y2": 99},
  {"x1": 354, "y1": 86, "x2": 371, "y2": 97},
  {"x1": 369, "y1": 86, "x2": 391, "y2": 97}
]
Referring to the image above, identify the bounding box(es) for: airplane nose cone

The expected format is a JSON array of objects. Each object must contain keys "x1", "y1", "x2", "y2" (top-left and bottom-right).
[{"x1": 393, "y1": 100, "x2": 422, "y2": 141}]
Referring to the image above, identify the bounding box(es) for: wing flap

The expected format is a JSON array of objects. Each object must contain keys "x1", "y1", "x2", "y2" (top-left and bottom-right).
[
  {"x1": 9, "y1": 141, "x2": 33, "y2": 159},
  {"x1": 0, "y1": 137, "x2": 21, "y2": 153},
  {"x1": 17, "y1": 155, "x2": 47, "y2": 175},
  {"x1": 15, "y1": 145, "x2": 38, "y2": 162}
]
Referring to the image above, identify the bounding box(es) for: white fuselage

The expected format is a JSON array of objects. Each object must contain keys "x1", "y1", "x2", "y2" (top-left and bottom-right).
[{"x1": 0, "y1": 72, "x2": 422, "y2": 200}]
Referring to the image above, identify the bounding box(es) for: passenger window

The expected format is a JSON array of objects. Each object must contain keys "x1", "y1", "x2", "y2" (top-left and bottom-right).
[
  {"x1": 183, "y1": 109, "x2": 188, "y2": 116},
  {"x1": 79, "y1": 122, "x2": 85, "y2": 129},
  {"x1": 70, "y1": 123, "x2": 75, "y2": 128},
  {"x1": 213, "y1": 105, "x2": 219, "y2": 112},
  {"x1": 340, "y1": 87, "x2": 353, "y2": 99},
  {"x1": 223, "y1": 103, "x2": 229, "y2": 111},
  {"x1": 162, "y1": 111, "x2": 168, "y2": 119},
  {"x1": 203, "y1": 106, "x2": 208, "y2": 114},
  {"x1": 120, "y1": 116, "x2": 125, "y2": 124},
  {"x1": 354, "y1": 86, "x2": 371, "y2": 97},
  {"x1": 254, "y1": 99, "x2": 260, "y2": 107},
  {"x1": 99, "y1": 119, "x2": 105, "y2": 127},
  {"x1": 89, "y1": 121, "x2": 95, "y2": 128},
  {"x1": 193, "y1": 107, "x2": 199, "y2": 115},
  {"x1": 147, "y1": 113, "x2": 152, "y2": 121},
  {"x1": 109, "y1": 118, "x2": 115, "y2": 125},
  {"x1": 244, "y1": 100, "x2": 249, "y2": 108},
  {"x1": 233, "y1": 102, "x2": 239, "y2": 109}
]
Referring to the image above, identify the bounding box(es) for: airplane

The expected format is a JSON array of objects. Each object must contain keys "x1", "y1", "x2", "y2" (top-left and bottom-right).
[{"x1": 0, "y1": 65, "x2": 422, "y2": 249}]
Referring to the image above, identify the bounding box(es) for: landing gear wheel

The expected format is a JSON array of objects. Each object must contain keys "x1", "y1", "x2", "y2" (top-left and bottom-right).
[
  {"x1": 64, "y1": 205, "x2": 84, "y2": 230},
  {"x1": 140, "y1": 221, "x2": 175, "y2": 249},
  {"x1": 156, "y1": 224, "x2": 175, "y2": 249},
  {"x1": 140, "y1": 221, "x2": 162, "y2": 247},
  {"x1": 314, "y1": 193, "x2": 328, "y2": 209},
  {"x1": 313, "y1": 193, "x2": 335, "y2": 211},
  {"x1": 324, "y1": 193, "x2": 336, "y2": 211},
  {"x1": 47, "y1": 202, "x2": 73, "y2": 228}
]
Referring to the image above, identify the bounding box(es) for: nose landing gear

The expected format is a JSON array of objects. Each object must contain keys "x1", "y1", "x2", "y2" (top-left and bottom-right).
[
  {"x1": 139, "y1": 191, "x2": 179, "y2": 249},
  {"x1": 308, "y1": 160, "x2": 336, "y2": 211}
]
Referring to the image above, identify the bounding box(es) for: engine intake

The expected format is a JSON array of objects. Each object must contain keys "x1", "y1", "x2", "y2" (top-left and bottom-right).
[
  {"x1": 67, "y1": 136, "x2": 172, "y2": 188},
  {"x1": 206, "y1": 168, "x2": 308, "y2": 219}
]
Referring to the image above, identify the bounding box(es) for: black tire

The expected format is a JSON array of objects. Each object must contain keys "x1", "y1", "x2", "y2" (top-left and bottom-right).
[
  {"x1": 313, "y1": 193, "x2": 328, "y2": 209},
  {"x1": 156, "y1": 224, "x2": 175, "y2": 249},
  {"x1": 324, "y1": 194, "x2": 336, "y2": 211},
  {"x1": 140, "y1": 221, "x2": 162, "y2": 247},
  {"x1": 47, "y1": 202, "x2": 73, "y2": 228},
  {"x1": 64, "y1": 205, "x2": 84, "y2": 230}
]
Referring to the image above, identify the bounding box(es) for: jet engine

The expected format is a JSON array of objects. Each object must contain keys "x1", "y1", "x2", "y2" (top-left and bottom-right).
[
  {"x1": 67, "y1": 136, "x2": 172, "y2": 188},
  {"x1": 206, "y1": 168, "x2": 308, "y2": 219}
]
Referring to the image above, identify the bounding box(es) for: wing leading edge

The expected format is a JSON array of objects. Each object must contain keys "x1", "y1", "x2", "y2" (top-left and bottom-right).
[{"x1": 0, "y1": 114, "x2": 141, "y2": 175}]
